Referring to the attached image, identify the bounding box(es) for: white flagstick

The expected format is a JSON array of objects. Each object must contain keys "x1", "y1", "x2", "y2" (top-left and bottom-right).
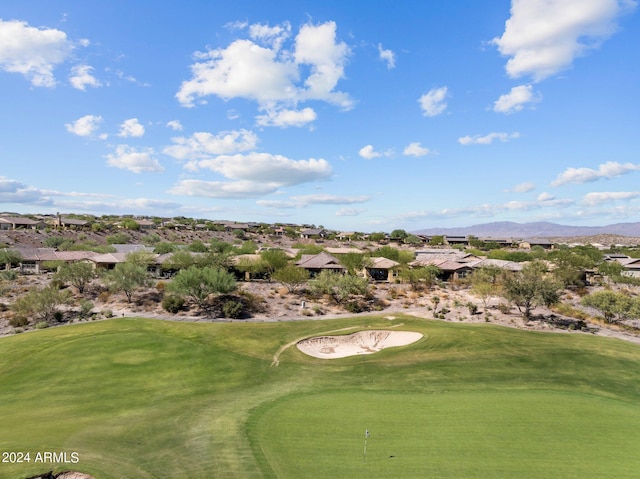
[{"x1": 363, "y1": 429, "x2": 370, "y2": 462}]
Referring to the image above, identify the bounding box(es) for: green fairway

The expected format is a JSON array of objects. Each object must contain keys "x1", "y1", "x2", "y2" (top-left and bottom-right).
[{"x1": 0, "y1": 316, "x2": 639, "y2": 478}]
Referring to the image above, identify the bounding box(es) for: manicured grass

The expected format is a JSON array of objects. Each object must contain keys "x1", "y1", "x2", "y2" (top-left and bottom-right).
[{"x1": 0, "y1": 316, "x2": 639, "y2": 478}]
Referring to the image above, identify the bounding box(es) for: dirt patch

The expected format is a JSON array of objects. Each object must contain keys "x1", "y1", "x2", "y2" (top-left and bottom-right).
[{"x1": 296, "y1": 330, "x2": 423, "y2": 359}]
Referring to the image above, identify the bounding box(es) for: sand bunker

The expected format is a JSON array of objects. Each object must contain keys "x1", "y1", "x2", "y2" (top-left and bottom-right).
[{"x1": 296, "y1": 330, "x2": 423, "y2": 359}]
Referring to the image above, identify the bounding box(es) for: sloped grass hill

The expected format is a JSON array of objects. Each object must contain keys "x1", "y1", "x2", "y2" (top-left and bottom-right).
[{"x1": 0, "y1": 317, "x2": 639, "y2": 478}]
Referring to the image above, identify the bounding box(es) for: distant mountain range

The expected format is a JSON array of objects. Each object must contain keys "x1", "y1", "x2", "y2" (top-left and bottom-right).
[{"x1": 413, "y1": 221, "x2": 640, "y2": 238}]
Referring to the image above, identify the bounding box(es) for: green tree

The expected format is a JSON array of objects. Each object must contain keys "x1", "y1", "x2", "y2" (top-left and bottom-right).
[
  {"x1": 390, "y1": 229, "x2": 408, "y2": 242},
  {"x1": 187, "y1": 240, "x2": 209, "y2": 253},
  {"x1": 368, "y1": 232, "x2": 387, "y2": 243},
  {"x1": 121, "y1": 218, "x2": 141, "y2": 230},
  {"x1": 470, "y1": 266, "x2": 502, "y2": 311},
  {"x1": 11, "y1": 285, "x2": 71, "y2": 323},
  {"x1": 399, "y1": 265, "x2": 439, "y2": 291},
  {"x1": 272, "y1": 265, "x2": 310, "y2": 293},
  {"x1": 154, "y1": 242, "x2": 176, "y2": 254},
  {"x1": 260, "y1": 249, "x2": 290, "y2": 277},
  {"x1": 310, "y1": 270, "x2": 369, "y2": 304},
  {"x1": 428, "y1": 235, "x2": 445, "y2": 246},
  {"x1": 547, "y1": 249, "x2": 596, "y2": 288},
  {"x1": 163, "y1": 250, "x2": 198, "y2": 272},
  {"x1": 0, "y1": 249, "x2": 22, "y2": 269},
  {"x1": 339, "y1": 253, "x2": 369, "y2": 276},
  {"x1": 102, "y1": 262, "x2": 150, "y2": 303},
  {"x1": 581, "y1": 290, "x2": 635, "y2": 324},
  {"x1": 501, "y1": 261, "x2": 562, "y2": 319},
  {"x1": 55, "y1": 262, "x2": 95, "y2": 294},
  {"x1": 168, "y1": 266, "x2": 236, "y2": 313}
]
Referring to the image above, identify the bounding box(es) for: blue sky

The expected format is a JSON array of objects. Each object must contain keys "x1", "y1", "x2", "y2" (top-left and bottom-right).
[{"x1": 1, "y1": 0, "x2": 639, "y2": 232}]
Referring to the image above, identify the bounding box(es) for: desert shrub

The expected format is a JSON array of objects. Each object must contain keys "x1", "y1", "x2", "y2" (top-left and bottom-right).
[
  {"x1": 497, "y1": 303, "x2": 511, "y2": 314},
  {"x1": 162, "y1": 295, "x2": 185, "y2": 314},
  {"x1": 53, "y1": 311, "x2": 64, "y2": 322},
  {"x1": 80, "y1": 300, "x2": 94, "y2": 317},
  {"x1": 466, "y1": 302, "x2": 479, "y2": 315},
  {"x1": 222, "y1": 300, "x2": 243, "y2": 319},
  {"x1": 9, "y1": 316, "x2": 29, "y2": 328},
  {"x1": 101, "y1": 309, "x2": 113, "y2": 318},
  {"x1": 98, "y1": 291, "x2": 111, "y2": 302},
  {"x1": 35, "y1": 321, "x2": 49, "y2": 329},
  {"x1": 0, "y1": 270, "x2": 17, "y2": 281},
  {"x1": 238, "y1": 290, "x2": 268, "y2": 314},
  {"x1": 344, "y1": 301, "x2": 366, "y2": 313},
  {"x1": 156, "y1": 281, "x2": 167, "y2": 291}
]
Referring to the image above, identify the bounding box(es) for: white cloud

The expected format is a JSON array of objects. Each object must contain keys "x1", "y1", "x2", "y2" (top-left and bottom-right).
[
  {"x1": 458, "y1": 131, "x2": 520, "y2": 145},
  {"x1": 117, "y1": 118, "x2": 145, "y2": 138},
  {"x1": 0, "y1": 176, "x2": 51, "y2": 205},
  {"x1": 378, "y1": 43, "x2": 396, "y2": 69},
  {"x1": 0, "y1": 19, "x2": 74, "y2": 87},
  {"x1": 257, "y1": 194, "x2": 370, "y2": 209},
  {"x1": 493, "y1": 84, "x2": 541, "y2": 114},
  {"x1": 194, "y1": 153, "x2": 332, "y2": 186},
  {"x1": 359, "y1": 145, "x2": 382, "y2": 159},
  {"x1": 291, "y1": 194, "x2": 370, "y2": 205},
  {"x1": 336, "y1": 208, "x2": 365, "y2": 216},
  {"x1": 176, "y1": 21, "x2": 352, "y2": 115},
  {"x1": 105, "y1": 145, "x2": 164, "y2": 173},
  {"x1": 582, "y1": 191, "x2": 640, "y2": 206},
  {"x1": 248, "y1": 22, "x2": 291, "y2": 50},
  {"x1": 166, "y1": 120, "x2": 183, "y2": 131},
  {"x1": 506, "y1": 182, "x2": 536, "y2": 193},
  {"x1": 65, "y1": 114, "x2": 103, "y2": 137},
  {"x1": 163, "y1": 129, "x2": 258, "y2": 160},
  {"x1": 492, "y1": 0, "x2": 637, "y2": 81},
  {"x1": 418, "y1": 86, "x2": 448, "y2": 117},
  {"x1": 69, "y1": 64, "x2": 102, "y2": 91},
  {"x1": 551, "y1": 161, "x2": 640, "y2": 186},
  {"x1": 537, "y1": 191, "x2": 556, "y2": 201},
  {"x1": 403, "y1": 142, "x2": 431, "y2": 157},
  {"x1": 169, "y1": 179, "x2": 279, "y2": 198},
  {"x1": 256, "y1": 107, "x2": 317, "y2": 127}
]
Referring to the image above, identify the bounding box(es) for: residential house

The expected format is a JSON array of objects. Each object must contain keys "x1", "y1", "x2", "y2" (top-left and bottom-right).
[
  {"x1": 296, "y1": 252, "x2": 345, "y2": 277},
  {"x1": 4, "y1": 247, "x2": 97, "y2": 274},
  {"x1": 519, "y1": 238, "x2": 553, "y2": 250},
  {"x1": 299, "y1": 228, "x2": 327, "y2": 240},
  {"x1": 366, "y1": 256, "x2": 400, "y2": 282},
  {"x1": 0, "y1": 216, "x2": 44, "y2": 230}
]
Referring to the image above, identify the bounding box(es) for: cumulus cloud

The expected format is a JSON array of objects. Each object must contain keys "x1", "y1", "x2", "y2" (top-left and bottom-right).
[
  {"x1": 65, "y1": 114, "x2": 103, "y2": 137},
  {"x1": 403, "y1": 142, "x2": 431, "y2": 157},
  {"x1": 359, "y1": 145, "x2": 382, "y2": 159},
  {"x1": 537, "y1": 191, "x2": 556, "y2": 202},
  {"x1": 163, "y1": 129, "x2": 258, "y2": 160},
  {"x1": 0, "y1": 19, "x2": 75, "y2": 87},
  {"x1": 257, "y1": 194, "x2": 370, "y2": 209},
  {"x1": 336, "y1": 207, "x2": 365, "y2": 216},
  {"x1": 551, "y1": 161, "x2": 640, "y2": 186},
  {"x1": 458, "y1": 131, "x2": 520, "y2": 145},
  {"x1": 418, "y1": 86, "x2": 448, "y2": 117},
  {"x1": 176, "y1": 21, "x2": 352, "y2": 117},
  {"x1": 0, "y1": 176, "x2": 51, "y2": 205},
  {"x1": 378, "y1": 43, "x2": 396, "y2": 69},
  {"x1": 69, "y1": 64, "x2": 102, "y2": 91},
  {"x1": 493, "y1": 84, "x2": 541, "y2": 113},
  {"x1": 193, "y1": 153, "x2": 332, "y2": 186},
  {"x1": 505, "y1": 182, "x2": 536, "y2": 193},
  {"x1": 492, "y1": 0, "x2": 637, "y2": 81},
  {"x1": 255, "y1": 107, "x2": 317, "y2": 127},
  {"x1": 105, "y1": 145, "x2": 164, "y2": 173},
  {"x1": 166, "y1": 120, "x2": 183, "y2": 131},
  {"x1": 582, "y1": 191, "x2": 640, "y2": 206},
  {"x1": 118, "y1": 118, "x2": 145, "y2": 138},
  {"x1": 169, "y1": 179, "x2": 280, "y2": 198},
  {"x1": 359, "y1": 145, "x2": 393, "y2": 160}
]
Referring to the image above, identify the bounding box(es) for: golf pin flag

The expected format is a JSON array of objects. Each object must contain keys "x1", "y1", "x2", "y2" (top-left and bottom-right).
[{"x1": 365, "y1": 429, "x2": 370, "y2": 439}]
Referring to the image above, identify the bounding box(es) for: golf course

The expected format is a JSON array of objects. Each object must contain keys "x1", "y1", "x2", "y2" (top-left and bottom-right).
[{"x1": 1, "y1": 315, "x2": 639, "y2": 478}]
